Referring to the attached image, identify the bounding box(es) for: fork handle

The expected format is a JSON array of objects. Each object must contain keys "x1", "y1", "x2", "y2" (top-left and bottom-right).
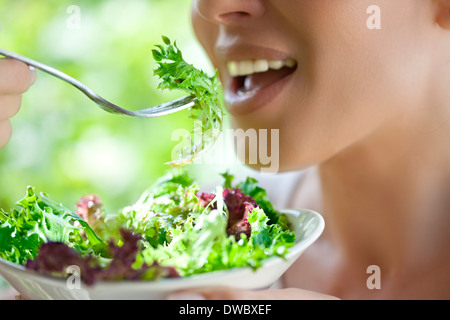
[
  {"x1": 0, "y1": 48, "x2": 132, "y2": 115},
  {"x1": 0, "y1": 48, "x2": 92, "y2": 94}
]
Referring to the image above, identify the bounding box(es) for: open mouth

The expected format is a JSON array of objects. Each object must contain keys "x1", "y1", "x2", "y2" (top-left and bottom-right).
[{"x1": 228, "y1": 59, "x2": 297, "y2": 96}]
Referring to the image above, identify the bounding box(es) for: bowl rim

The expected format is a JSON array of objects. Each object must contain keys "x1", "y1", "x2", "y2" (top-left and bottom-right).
[{"x1": 0, "y1": 208, "x2": 324, "y2": 288}]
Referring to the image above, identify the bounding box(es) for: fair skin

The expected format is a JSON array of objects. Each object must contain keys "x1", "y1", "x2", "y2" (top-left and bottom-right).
[
  {"x1": 0, "y1": 58, "x2": 36, "y2": 148},
  {"x1": 0, "y1": 58, "x2": 35, "y2": 300},
  {"x1": 166, "y1": 0, "x2": 450, "y2": 299},
  {"x1": 4, "y1": 0, "x2": 450, "y2": 300}
]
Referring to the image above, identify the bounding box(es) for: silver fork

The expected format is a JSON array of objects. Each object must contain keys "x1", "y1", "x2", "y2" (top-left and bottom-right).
[{"x1": 0, "y1": 48, "x2": 197, "y2": 117}]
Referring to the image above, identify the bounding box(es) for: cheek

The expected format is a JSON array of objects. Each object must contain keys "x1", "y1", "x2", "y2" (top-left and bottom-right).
[
  {"x1": 277, "y1": 2, "x2": 431, "y2": 170},
  {"x1": 193, "y1": 0, "x2": 431, "y2": 172}
]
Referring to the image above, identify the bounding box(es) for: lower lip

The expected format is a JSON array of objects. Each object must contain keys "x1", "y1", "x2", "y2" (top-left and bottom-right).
[{"x1": 224, "y1": 71, "x2": 295, "y2": 116}]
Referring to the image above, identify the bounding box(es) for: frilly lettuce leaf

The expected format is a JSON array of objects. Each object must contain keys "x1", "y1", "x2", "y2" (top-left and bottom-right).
[
  {"x1": 152, "y1": 36, "x2": 225, "y2": 166},
  {"x1": 1, "y1": 169, "x2": 295, "y2": 282},
  {"x1": 0, "y1": 186, "x2": 105, "y2": 265}
]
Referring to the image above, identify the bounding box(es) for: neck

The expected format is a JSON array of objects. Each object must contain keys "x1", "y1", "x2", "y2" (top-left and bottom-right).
[{"x1": 318, "y1": 104, "x2": 450, "y2": 274}]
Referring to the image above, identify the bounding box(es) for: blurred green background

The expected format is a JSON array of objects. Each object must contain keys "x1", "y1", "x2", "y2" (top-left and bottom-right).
[
  {"x1": 0, "y1": 0, "x2": 249, "y2": 296},
  {"x1": 0, "y1": 0, "x2": 229, "y2": 213}
]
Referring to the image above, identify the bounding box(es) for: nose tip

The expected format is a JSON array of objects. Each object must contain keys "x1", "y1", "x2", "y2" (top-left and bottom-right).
[{"x1": 194, "y1": 0, "x2": 266, "y2": 24}]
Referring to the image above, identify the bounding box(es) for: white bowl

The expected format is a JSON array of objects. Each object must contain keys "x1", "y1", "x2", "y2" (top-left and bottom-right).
[{"x1": 0, "y1": 209, "x2": 324, "y2": 300}]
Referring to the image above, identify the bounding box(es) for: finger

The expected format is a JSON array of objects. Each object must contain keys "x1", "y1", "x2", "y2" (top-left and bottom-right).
[
  {"x1": 0, "y1": 94, "x2": 22, "y2": 120},
  {"x1": 29, "y1": 66, "x2": 37, "y2": 86},
  {"x1": 0, "y1": 287, "x2": 20, "y2": 300},
  {"x1": 0, "y1": 118, "x2": 12, "y2": 148},
  {"x1": 0, "y1": 58, "x2": 37, "y2": 94}
]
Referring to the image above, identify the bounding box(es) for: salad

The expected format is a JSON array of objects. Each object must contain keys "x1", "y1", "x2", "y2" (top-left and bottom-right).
[
  {"x1": 0, "y1": 170, "x2": 295, "y2": 285},
  {"x1": 0, "y1": 38, "x2": 295, "y2": 286}
]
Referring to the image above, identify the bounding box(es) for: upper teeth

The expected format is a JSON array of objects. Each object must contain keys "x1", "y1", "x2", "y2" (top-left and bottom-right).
[{"x1": 227, "y1": 59, "x2": 297, "y2": 77}]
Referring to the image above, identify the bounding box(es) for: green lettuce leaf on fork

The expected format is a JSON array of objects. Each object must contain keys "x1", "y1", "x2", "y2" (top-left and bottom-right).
[{"x1": 152, "y1": 36, "x2": 225, "y2": 166}]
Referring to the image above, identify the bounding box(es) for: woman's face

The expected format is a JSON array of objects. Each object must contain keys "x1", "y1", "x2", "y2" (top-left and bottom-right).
[{"x1": 191, "y1": 0, "x2": 439, "y2": 171}]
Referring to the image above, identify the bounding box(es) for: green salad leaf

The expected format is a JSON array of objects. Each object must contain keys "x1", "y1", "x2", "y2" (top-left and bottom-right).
[
  {"x1": 152, "y1": 36, "x2": 225, "y2": 166},
  {"x1": 0, "y1": 187, "x2": 105, "y2": 265},
  {"x1": 0, "y1": 40, "x2": 293, "y2": 284},
  {"x1": 0, "y1": 170, "x2": 295, "y2": 284}
]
